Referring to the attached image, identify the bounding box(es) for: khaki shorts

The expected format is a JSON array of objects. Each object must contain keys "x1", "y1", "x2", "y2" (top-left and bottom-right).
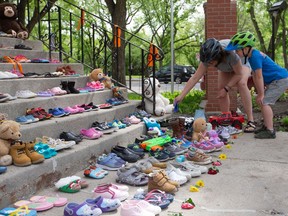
[{"x1": 264, "y1": 78, "x2": 288, "y2": 105}]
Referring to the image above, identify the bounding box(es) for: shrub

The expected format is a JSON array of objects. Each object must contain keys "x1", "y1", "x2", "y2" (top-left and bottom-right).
[{"x1": 128, "y1": 90, "x2": 205, "y2": 115}]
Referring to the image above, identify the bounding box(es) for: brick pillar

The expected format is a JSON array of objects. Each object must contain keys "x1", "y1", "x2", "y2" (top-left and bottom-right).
[{"x1": 204, "y1": 0, "x2": 238, "y2": 113}]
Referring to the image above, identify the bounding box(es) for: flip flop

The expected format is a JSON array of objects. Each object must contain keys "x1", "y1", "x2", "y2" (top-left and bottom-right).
[
  {"x1": 29, "y1": 195, "x2": 68, "y2": 207},
  {"x1": 0, "y1": 206, "x2": 37, "y2": 216},
  {"x1": 14, "y1": 200, "x2": 53, "y2": 211}
]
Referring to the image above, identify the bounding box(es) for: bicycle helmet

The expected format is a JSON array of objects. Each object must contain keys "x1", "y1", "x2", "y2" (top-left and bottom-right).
[
  {"x1": 226, "y1": 31, "x2": 256, "y2": 51},
  {"x1": 200, "y1": 38, "x2": 222, "y2": 63}
]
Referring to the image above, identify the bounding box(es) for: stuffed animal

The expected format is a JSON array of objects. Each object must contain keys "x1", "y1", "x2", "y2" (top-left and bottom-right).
[
  {"x1": 144, "y1": 78, "x2": 174, "y2": 116},
  {"x1": 192, "y1": 118, "x2": 208, "y2": 142},
  {"x1": 89, "y1": 68, "x2": 113, "y2": 89},
  {"x1": 0, "y1": 3, "x2": 29, "y2": 39},
  {"x1": 0, "y1": 120, "x2": 21, "y2": 166}
]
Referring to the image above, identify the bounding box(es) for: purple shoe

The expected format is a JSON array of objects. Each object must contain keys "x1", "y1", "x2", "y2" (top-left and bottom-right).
[
  {"x1": 191, "y1": 140, "x2": 216, "y2": 153},
  {"x1": 64, "y1": 202, "x2": 102, "y2": 216},
  {"x1": 86, "y1": 196, "x2": 120, "y2": 212}
]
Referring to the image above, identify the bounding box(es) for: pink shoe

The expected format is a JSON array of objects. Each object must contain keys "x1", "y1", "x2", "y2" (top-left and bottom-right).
[
  {"x1": 64, "y1": 106, "x2": 79, "y2": 114},
  {"x1": 50, "y1": 87, "x2": 67, "y2": 95},
  {"x1": 86, "y1": 81, "x2": 105, "y2": 90},
  {"x1": 128, "y1": 115, "x2": 141, "y2": 124},
  {"x1": 191, "y1": 140, "x2": 216, "y2": 153},
  {"x1": 80, "y1": 128, "x2": 103, "y2": 139},
  {"x1": 93, "y1": 184, "x2": 129, "y2": 201},
  {"x1": 72, "y1": 105, "x2": 85, "y2": 113}
]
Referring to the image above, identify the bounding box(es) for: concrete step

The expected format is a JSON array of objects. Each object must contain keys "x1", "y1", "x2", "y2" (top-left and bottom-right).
[
  {"x1": 0, "y1": 75, "x2": 89, "y2": 96},
  {"x1": 0, "y1": 119, "x2": 148, "y2": 209},
  {"x1": 0, "y1": 37, "x2": 43, "y2": 50},
  {"x1": 19, "y1": 101, "x2": 141, "y2": 140},
  {"x1": 0, "y1": 63, "x2": 84, "y2": 75},
  {"x1": 0, "y1": 48, "x2": 59, "y2": 60}
]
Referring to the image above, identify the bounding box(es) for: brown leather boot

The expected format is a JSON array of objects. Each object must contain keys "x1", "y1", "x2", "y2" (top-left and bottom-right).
[
  {"x1": 25, "y1": 141, "x2": 45, "y2": 164},
  {"x1": 9, "y1": 141, "x2": 31, "y2": 166},
  {"x1": 169, "y1": 118, "x2": 182, "y2": 138},
  {"x1": 148, "y1": 170, "x2": 178, "y2": 193}
]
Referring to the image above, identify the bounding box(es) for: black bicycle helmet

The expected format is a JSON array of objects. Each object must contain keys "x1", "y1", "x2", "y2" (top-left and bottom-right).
[{"x1": 200, "y1": 38, "x2": 222, "y2": 63}]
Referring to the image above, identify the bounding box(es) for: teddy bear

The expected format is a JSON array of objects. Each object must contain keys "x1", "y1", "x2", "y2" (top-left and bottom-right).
[
  {"x1": 0, "y1": 3, "x2": 29, "y2": 39},
  {"x1": 192, "y1": 118, "x2": 208, "y2": 142},
  {"x1": 89, "y1": 68, "x2": 113, "y2": 89},
  {"x1": 144, "y1": 78, "x2": 174, "y2": 116},
  {"x1": 0, "y1": 120, "x2": 21, "y2": 166}
]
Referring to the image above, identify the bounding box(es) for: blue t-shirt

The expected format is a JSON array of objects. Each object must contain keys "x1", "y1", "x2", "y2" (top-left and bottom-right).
[{"x1": 248, "y1": 49, "x2": 288, "y2": 84}]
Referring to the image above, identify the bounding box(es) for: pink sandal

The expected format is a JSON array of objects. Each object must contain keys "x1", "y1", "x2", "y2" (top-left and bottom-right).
[{"x1": 80, "y1": 128, "x2": 103, "y2": 139}]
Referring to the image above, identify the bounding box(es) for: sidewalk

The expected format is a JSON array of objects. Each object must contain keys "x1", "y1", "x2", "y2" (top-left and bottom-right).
[{"x1": 31, "y1": 132, "x2": 288, "y2": 216}]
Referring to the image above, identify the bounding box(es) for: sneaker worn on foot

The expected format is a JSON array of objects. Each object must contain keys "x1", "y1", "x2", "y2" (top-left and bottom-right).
[
  {"x1": 254, "y1": 125, "x2": 267, "y2": 134},
  {"x1": 254, "y1": 128, "x2": 276, "y2": 139}
]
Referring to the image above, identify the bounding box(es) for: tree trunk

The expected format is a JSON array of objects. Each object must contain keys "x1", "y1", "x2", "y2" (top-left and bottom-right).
[{"x1": 105, "y1": 0, "x2": 127, "y2": 86}]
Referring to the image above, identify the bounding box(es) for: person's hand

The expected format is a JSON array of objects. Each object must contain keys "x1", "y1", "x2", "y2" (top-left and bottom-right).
[
  {"x1": 174, "y1": 95, "x2": 184, "y2": 105},
  {"x1": 256, "y1": 94, "x2": 264, "y2": 106},
  {"x1": 216, "y1": 88, "x2": 227, "y2": 99}
]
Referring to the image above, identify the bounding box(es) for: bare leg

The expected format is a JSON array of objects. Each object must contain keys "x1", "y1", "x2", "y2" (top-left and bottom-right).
[
  {"x1": 261, "y1": 104, "x2": 274, "y2": 130},
  {"x1": 237, "y1": 66, "x2": 254, "y2": 122},
  {"x1": 218, "y1": 71, "x2": 231, "y2": 112}
]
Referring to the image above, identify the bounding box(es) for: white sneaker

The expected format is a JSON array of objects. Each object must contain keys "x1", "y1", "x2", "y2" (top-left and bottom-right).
[
  {"x1": 169, "y1": 160, "x2": 202, "y2": 177},
  {"x1": 165, "y1": 166, "x2": 188, "y2": 185},
  {"x1": 40, "y1": 136, "x2": 76, "y2": 151},
  {"x1": 15, "y1": 90, "x2": 37, "y2": 99}
]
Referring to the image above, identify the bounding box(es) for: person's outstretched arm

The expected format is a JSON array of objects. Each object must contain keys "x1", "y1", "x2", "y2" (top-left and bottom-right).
[{"x1": 174, "y1": 62, "x2": 206, "y2": 103}]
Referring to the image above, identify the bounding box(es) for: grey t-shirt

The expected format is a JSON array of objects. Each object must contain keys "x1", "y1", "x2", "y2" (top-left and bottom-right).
[{"x1": 203, "y1": 39, "x2": 240, "y2": 72}]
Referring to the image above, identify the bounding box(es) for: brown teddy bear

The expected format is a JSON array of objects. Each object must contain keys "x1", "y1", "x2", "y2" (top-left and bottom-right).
[
  {"x1": 0, "y1": 120, "x2": 21, "y2": 166},
  {"x1": 192, "y1": 118, "x2": 208, "y2": 142},
  {"x1": 89, "y1": 68, "x2": 113, "y2": 89},
  {"x1": 0, "y1": 3, "x2": 29, "y2": 39}
]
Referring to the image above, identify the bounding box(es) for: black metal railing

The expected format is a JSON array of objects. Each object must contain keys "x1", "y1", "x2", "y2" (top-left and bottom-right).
[{"x1": 19, "y1": 0, "x2": 164, "y2": 113}]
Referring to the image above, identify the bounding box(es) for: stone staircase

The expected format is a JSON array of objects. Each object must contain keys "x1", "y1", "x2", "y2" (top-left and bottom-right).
[{"x1": 0, "y1": 37, "x2": 148, "y2": 208}]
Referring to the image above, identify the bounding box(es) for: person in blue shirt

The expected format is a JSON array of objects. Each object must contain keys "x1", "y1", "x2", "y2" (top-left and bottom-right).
[{"x1": 226, "y1": 31, "x2": 288, "y2": 139}]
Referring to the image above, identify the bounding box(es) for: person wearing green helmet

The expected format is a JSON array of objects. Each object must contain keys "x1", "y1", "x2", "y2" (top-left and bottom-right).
[
  {"x1": 226, "y1": 31, "x2": 288, "y2": 139},
  {"x1": 174, "y1": 38, "x2": 255, "y2": 133}
]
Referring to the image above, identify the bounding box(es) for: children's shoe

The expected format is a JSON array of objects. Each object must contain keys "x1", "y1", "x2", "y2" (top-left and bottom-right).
[
  {"x1": 93, "y1": 184, "x2": 129, "y2": 201},
  {"x1": 80, "y1": 128, "x2": 103, "y2": 139},
  {"x1": 9, "y1": 141, "x2": 31, "y2": 166},
  {"x1": 55, "y1": 176, "x2": 82, "y2": 193},
  {"x1": 216, "y1": 126, "x2": 230, "y2": 139},
  {"x1": 96, "y1": 153, "x2": 125, "y2": 171},
  {"x1": 86, "y1": 196, "x2": 121, "y2": 212},
  {"x1": 84, "y1": 166, "x2": 108, "y2": 179},
  {"x1": 25, "y1": 141, "x2": 45, "y2": 164},
  {"x1": 191, "y1": 140, "x2": 216, "y2": 153},
  {"x1": 254, "y1": 128, "x2": 276, "y2": 139},
  {"x1": 64, "y1": 202, "x2": 102, "y2": 216},
  {"x1": 120, "y1": 202, "x2": 154, "y2": 216},
  {"x1": 124, "y1": 200, "x2": 162, "y2": 214},
  {"x1": 96, "y1": 183, "x2": 129, "y2": 192}
]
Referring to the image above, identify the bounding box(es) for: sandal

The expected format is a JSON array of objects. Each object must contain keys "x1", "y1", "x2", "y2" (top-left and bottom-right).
[
  {"x1": 244, "y1": 121, "x2": 256, "y2": 133},
  {"x1": 116, "y1": 166, "x2": 148, "y2": 186}
]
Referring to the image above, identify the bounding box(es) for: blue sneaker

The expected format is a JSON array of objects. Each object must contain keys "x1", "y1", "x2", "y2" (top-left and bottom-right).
[
  {"x1": 96, "y1": 153, "x2": 125, "y2": 170},
  {"x1": 48, "y1": 107, "x2": 66, "y2": 117}
]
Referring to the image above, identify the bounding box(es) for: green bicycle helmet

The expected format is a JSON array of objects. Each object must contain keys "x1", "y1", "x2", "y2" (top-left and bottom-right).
[{"x1": 226, "y1": 32, "x2": 256, "y2": 51}]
